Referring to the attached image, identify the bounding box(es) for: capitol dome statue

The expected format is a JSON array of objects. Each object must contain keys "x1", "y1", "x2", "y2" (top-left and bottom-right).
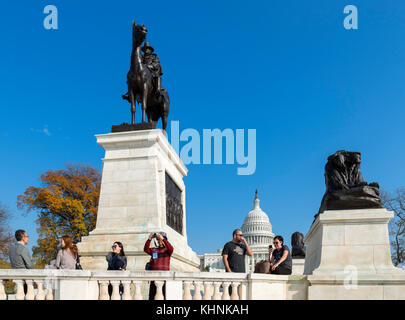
[{"x1": 242, "y1": 190, "x2": 275, "y2": 270}]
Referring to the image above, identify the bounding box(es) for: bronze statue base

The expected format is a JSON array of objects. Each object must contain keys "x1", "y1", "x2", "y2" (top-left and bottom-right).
[{"x1": 111, "y1": 122, "x2": 156, "y2": 133}]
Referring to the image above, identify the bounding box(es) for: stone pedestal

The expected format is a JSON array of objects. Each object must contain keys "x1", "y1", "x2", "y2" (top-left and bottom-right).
[
  {"x1": 304, "y1": 208, "x2": 401, "y2": 275},
  {"x1": 292, "y1": 258, "x2": 305, "y2": 275},
  {"x1": 303, "y1": 208, "x2": 405, "y2": 299},
  {"x1": 77, "y1": 129, "x2": 200, "y2": 271}
]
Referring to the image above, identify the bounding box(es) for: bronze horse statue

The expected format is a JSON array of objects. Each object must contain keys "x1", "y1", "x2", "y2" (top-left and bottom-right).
[{"x1": 123, "y1": 21, "x2": 169, "y2": 134}]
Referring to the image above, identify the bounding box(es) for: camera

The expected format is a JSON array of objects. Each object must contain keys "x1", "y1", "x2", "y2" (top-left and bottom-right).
[{"x1": 151, "y1": 232, "x2": 167, "y2": 240}]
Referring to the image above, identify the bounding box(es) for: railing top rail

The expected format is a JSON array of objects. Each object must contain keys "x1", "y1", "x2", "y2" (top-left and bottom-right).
[
  {"x1": 0, "y1": 269, "x2": 92, "y2": 280},
  {"x1": 0, "y1": 269, "x2": 304, "y2": 282}
]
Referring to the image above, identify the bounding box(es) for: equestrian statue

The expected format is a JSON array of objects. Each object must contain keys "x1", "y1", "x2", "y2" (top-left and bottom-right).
[{"x1": 122, "y1": 21, "x2": 170, "y2": 134}]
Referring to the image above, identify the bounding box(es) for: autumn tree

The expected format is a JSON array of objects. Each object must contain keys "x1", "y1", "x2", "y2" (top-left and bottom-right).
[
  {"x1": 0, "y1": 202, "x2": 13, "y2": 268},
  {"x1": 17, "y1": 163, "x2": 101, "y2": 267},
  {"x1": 381, "y1": 188, "x2": 405, "y2": 265}
]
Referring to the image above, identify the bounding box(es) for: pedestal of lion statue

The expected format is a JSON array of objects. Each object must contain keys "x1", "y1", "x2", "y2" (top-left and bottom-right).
[
  {"x1": 304, "y1": 208, "x2": 405, "y2": 299},
  {"x1": 77, "y1": 129, "x2": 200, "y2": 271}
]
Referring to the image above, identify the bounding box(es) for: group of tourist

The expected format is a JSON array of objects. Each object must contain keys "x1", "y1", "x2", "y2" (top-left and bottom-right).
[
  {"x1": 8, "y1": 228, "x2": 291, "y2": 299},
  {"x1": 8, "y1": 230, "x2": 172, "y2": 270},
  {"x1": 8, "y1": 229, "x2": 173, "y2": 299},
  {"x1": 222, "y1": 229, "x2": 292, "y2": 275},
  {"x1": 9, "y1": 229, "x2": 291, "y2": 275},
  {"x1": 8, "y1": 230, "x2": 83, "y2": 271}
]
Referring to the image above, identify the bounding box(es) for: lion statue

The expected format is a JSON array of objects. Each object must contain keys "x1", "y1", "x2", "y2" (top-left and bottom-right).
[
  {"x1": 315, "y1": 150, "x2": 382, "y2": 221},
  {"x1": 291, "y1": 232, "x2": 306, "y2": 258}
]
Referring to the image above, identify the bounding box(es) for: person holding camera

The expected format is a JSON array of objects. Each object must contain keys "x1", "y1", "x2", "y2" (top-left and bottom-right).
[
  {"x1": 144, "y1": 232, "x2": 173, "y2": 300},
  {"x1": 268, "y1": 235, "x2": 292, "y2": 275},
  {"x1": 222, "y1": 229, "x2": 253, "y2": 273}
]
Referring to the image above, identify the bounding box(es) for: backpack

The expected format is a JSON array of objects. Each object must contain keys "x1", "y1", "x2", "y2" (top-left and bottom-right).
[
  {"x1": 145, "y1": 257, "x2": 153, "y2": 270},
  {"x1": 75, "y1": 254, "x2": 83, "y2": 270},
  {"x1": 254, "y1": 260, "x2": 271, "y2": 274}
]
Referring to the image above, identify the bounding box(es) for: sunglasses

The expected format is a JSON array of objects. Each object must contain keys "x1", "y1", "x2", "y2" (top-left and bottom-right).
[
  {"x1": 273, "y1": 241, "x2": 280, "y2": 244},
  {"x1": 112, "y1": 245, "x2": 118, "y2": 249}
]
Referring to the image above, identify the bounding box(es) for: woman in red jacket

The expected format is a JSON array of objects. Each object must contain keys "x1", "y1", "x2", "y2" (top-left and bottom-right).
[{"x1": 144, "y1": 232, "x2": 174, "y2": 300}]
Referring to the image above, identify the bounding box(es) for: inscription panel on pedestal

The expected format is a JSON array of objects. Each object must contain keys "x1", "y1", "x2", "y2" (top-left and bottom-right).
[{"x1": 165, "y1": 172, "x2": 183, "y2": 234}]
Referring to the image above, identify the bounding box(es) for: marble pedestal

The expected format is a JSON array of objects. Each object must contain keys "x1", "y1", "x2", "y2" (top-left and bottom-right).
[
  {"x1": 77, "y1": 129, "x2": 200, "y2": 271},
  {"x1": 292, "y1": 258, "x2": 305, "y2": 275},
  {"x1": 304, "y1": 208, "x2": 405, "y2": 299}
]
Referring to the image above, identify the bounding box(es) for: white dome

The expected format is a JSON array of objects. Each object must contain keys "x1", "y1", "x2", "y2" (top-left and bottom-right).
[{"x1": 241, "y1": 191, "x2": 274, "y2": 248}]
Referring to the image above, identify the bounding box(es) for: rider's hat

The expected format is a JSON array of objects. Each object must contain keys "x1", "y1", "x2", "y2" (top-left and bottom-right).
[{"x1": 141, "y1": 42, "x2": 154, "y2": 53}]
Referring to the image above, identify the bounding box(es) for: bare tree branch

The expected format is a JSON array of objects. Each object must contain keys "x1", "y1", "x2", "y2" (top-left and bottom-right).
[{"x1": 382, "y1": 188, "x2": 405, "y2": 265}]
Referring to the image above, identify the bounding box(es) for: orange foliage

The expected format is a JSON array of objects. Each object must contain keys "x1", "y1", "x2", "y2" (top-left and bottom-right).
[
  {"x1": 0, "y1": 202, "x2": 13, "y2": 260},
  {"x1": 17, "y1": 163, "x2": 101, "y2": 266}
]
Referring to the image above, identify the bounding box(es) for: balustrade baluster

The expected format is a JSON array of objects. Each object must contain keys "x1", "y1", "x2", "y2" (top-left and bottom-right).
[
  {"x1": 192, "y1": 281, "x2": 202, "y2": 300},
  {"x1": 98, "y1": 281, "x2": 110, "y2": 300},
  {"x1": 121, "y1": 280, "x2": 132, "y2": 300},
  {"x1": 25, "y1": 280, "x2": 35, "y2": 300},
  {"x1": 45, "y1": 280, "x2": 54, "y2": 300},
  {"x1": 230, "y1": 282, "x2": 240, "y2": 300},
  {"x1": 35, "y1": 280, "x2": 45, "y2": 300},
  {"x1": 182, "y1": 281, "x2": 192, "y2": 300},
  {"x1": 154, "y1": 281, "x2": 164, "y2": 300},
  {"x1": 15, "y1": 280, "x2": 25, "y2": 300},
  {"x1": 212, "y1": 282, "x2": 222, "y2": 300},
  {"x1": 110, "y1": 281, "x2": 121, "y2": 300},
  {"x1": 0, "y1": 280, "x2": 6, "y2": 300},
  {"x1": 221, "y1": 282, "x2": 231, "y2": 300},
  {"x1": 203, "y1": 282, "x2": 213, "y2": 300},
  {"x1": 133, "y1": 281, "x2": 143, "y2": 300}
]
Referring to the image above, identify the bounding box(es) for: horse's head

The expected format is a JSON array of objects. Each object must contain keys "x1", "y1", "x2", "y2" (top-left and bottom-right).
[{"x1": 132, "y1": 21, "x2": 148, "y2": 47}]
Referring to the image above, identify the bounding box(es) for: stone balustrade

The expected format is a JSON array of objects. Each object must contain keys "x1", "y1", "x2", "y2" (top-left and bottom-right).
[
  {"x1": 0, "y1": 269, "x2": 309, "y2": 300},
  {"x1": 91, "y1": 271, "x2": 250, "y2": 300},
  {"x1": 0, "y1": 270, "x2": 56, "y2": 300},
  {"x1": 2, "y1": 268, "x2": 404, "y2": 300}
]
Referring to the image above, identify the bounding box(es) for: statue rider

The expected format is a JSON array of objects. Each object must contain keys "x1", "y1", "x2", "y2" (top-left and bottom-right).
[{"x1": 142, "y1": 41, "x2": 163, "y2": 96}]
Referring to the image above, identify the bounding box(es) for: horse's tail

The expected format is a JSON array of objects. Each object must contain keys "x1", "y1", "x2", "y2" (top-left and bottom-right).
[{"x1": 161, "y1": 88, "x2": 170, "y2": 115}]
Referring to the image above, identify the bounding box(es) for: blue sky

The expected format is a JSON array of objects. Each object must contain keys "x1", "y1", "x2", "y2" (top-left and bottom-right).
[{"x1": 0, "y1": 0, "x2": 404, "y2": 255}]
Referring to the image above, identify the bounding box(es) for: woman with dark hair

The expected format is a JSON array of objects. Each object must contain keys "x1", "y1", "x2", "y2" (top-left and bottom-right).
[
  {"x1": 106, "y1": 242, "x2": 127, "y2": 270},
  {"x1": 106, "y1": 242, "x2": 127, "y2": 297},
  {"x1": 55, "y1": 235, "x2": 78, "y2": 269},
  {"x1": 269, "y1": 235, "x2": 292, "y2": 275}
]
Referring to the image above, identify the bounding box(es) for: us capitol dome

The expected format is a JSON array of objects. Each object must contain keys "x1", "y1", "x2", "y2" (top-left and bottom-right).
[{"x1": 242, "y1": 190, "x2": 275, "y2": 269}]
